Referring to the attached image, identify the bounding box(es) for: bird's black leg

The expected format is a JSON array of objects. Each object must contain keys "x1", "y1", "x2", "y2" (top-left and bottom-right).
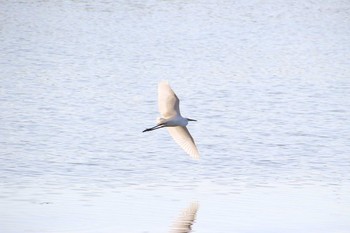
[{"x1": 142, "y1": 124, "x2": 165, "y2": 132}]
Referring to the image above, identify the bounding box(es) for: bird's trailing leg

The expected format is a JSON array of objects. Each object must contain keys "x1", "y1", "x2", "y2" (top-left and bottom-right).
[{"x1": 142, "y1": 123, "x2": 165, "y2": 132}]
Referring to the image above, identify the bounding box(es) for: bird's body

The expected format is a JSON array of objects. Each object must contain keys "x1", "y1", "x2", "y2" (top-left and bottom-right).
[
  {"x1": 143, "y1": 81, "x2": 200, "y2": 159},
  {"x1": 157, "y1": 116, "x2": 188, "y2": 127}
]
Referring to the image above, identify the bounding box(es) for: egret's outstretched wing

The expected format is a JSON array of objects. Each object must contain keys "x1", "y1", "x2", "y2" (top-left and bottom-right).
[
  {"x1": 167, "y1": 126, "x2": 200, "y2": 159},
  {"x1": 170, "y1": 202, "x2": 199, "y2": 233},
  {"x1": 158, "y1": 81, "x2": 181, "y2": 118}
]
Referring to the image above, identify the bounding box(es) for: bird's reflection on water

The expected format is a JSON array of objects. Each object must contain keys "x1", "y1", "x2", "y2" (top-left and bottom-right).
[{"x1": 169, "y1": 202, "x2": 199, "y2": 233}]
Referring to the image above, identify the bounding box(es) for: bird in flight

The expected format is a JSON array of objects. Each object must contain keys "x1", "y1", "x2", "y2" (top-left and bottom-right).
[{"x1": 143, "y1": 81, "x2": 200, "y2": 159}]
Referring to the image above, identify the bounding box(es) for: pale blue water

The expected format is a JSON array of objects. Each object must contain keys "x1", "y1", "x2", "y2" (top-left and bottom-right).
[{"x1": 1, "y1": 1, "x2": 350, "y2": 232}]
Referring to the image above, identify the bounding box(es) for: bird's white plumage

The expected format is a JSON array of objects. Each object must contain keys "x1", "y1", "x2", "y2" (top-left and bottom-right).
[
  {"x1": 144, "y1": 81, "x2": 200, "y2": 159},
  {"x1": 167, "y1": 126, "x2": 200, "y2": 160},
  {"x1": 158, "y1": 81, "x2": 181, "y2": 118}
]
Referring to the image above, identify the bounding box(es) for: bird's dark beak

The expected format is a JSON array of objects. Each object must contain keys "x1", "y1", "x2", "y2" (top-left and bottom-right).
[{"x1": 187, "y1": 118, "x2": 197, "y2": 121}]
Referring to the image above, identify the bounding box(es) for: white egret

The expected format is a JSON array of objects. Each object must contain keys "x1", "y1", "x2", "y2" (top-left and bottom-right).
[{"x1": 143, "y1": 81, "x2": 200, "y2": 159}]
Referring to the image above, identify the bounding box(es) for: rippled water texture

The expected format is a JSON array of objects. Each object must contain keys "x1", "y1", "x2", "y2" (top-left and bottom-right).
[{"x1": 1, "y1": 1, "x2": 350, "y2": 232}]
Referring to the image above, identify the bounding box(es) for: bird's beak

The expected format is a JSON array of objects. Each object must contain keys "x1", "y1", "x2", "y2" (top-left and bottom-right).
[{"x1": 187, "y1": 118, "x2": 197, "y2": 121}]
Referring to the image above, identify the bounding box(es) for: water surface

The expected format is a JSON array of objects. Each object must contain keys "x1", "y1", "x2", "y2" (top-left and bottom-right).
[{"x1": 1, "y1": 1, "x2": 350, "y2": 232}]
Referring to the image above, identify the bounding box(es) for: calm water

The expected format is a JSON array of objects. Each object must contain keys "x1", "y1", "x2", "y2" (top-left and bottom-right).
[{"x1": 1, "y1": 1, "x2": 350, "y2": 232}]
